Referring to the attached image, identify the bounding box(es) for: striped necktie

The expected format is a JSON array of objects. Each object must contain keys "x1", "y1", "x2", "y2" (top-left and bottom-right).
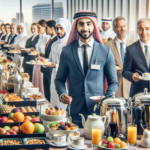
[
  {"x1": 46, "y1": 38, "x2": 51, "y2": 49},
  {"x1": 120, "y1": 42, "x2": 125, "y2": 63}
]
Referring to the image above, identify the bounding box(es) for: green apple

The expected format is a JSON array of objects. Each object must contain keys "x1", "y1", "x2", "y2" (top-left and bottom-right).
[
  {"x1": 107, "y1": 136, "x2": 114, "y2": 143},
  {"x1": 3, "y1": 126, "x2": 10, "y2": 131},
  {"x1": 34, "y1": 123, "x2": 45, "y2": 133},
  {"x1": 115, "y1": 144, "x2": 121, "y2": 149},
  {"x1": 8, "y1": 113, "x2": 14, "y2": 119}
]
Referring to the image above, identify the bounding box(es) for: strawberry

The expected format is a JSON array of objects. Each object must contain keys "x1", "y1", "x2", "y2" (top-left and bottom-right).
[
  {"x1": 70, "y1": 123, "x2": 73, "y2": 127},
  {"x1": 60, "y1": 122, "x2": 65, "y2": 126}
]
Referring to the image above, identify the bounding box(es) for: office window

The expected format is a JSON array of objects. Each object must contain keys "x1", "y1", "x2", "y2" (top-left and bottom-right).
[{"x1": 0, "y1": 0, "x2": 19, "y2": 24}]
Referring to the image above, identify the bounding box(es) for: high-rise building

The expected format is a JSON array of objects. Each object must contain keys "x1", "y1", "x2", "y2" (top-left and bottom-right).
[
  {"x1": 11, "y1": 18, "x2": 17, "y2": 24},
  {"x1": 0, "y1": 20, "x2": 4, "y2": 24},
  {"x1": 32, "y1": 3, "x2": 63, "y2": 22},
  {"x1": 16, "y1": 13, "x2": 24, "y2": 24}
]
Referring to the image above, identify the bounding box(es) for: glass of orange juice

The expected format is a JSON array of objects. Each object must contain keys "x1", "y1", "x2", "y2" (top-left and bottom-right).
[
  {"x1": 92, "y1": 125, "x2": 102, "y2": 146},
  {"x1": 127, "y1": 123, "x2": 137, "y2": 145}
]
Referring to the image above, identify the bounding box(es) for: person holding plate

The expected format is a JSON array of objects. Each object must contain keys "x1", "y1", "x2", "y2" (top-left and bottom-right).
[
  {"x1": 32, "y1": 19, "x2": 50, "y2": 96},
  {"x1": 55, "y1": 10, "x2": 118, "y2": 127},
  {"x1": 21, "y1": 23, "x2": 39, "y2": 82}
]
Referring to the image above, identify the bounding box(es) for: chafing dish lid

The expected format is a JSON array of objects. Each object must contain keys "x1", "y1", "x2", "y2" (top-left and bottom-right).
[{"x1": 133, "y1": 88, "x2": 150, "y2": 99}]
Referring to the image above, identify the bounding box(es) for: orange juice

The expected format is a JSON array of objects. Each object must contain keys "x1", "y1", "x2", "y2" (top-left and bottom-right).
[
  {"x1": 92, "y1": 128, "x2": 102, "y2": 145},
  {"x1": 127, "y1": 126, "x2": 137, "y2": 145}
]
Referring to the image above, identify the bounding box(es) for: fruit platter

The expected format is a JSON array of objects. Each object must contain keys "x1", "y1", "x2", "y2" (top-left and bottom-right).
[
  {"x1": 0, "y1": 112, "x2": 41, "y2": 123},
  {"x1": 99, "y1": 136, "x2": 128, "y2": 149},
  {"x1": 0, "y1": 121, "x2": 46, "y2": 138},
  {"x1": 0, "y1": 105, "x2": 38, "y2": 114},
  {"x1": 48, "y1": 121, "x2": 78, "y2": 138},
  {"x1": 42, "y1": 106, "x2": 66, "y2": 121}
]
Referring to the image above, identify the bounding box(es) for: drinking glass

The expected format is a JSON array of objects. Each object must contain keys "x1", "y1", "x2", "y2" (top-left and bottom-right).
[
  {"x1": 127, "y1": 123, "x2": 137, "y2": 145},
  {"x1": 91, "y1": 125, "x2": 102, "y2": 146}
]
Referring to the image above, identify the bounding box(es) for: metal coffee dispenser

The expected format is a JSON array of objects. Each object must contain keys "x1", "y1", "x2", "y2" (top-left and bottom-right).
[
  {"x1": 7, "y1": 68, "x2": 24, "y2": 95},
  {"x1": 133, "y1": 88, "x2": 150, "y2": 127},
  {"x1": 95, "y1": 92, "x2": 131, "y2": 136},
  {"x1": 0, "y1": 64, "x2": 7, "y2": 91}
]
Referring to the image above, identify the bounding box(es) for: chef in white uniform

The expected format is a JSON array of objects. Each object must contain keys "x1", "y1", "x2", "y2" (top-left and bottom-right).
[
  {"x1": 47, "y1": 18, "x2": 71, "y2": 110},
  {"x1": 100, "y1": 17, "x2": 116, "y2": 40}
]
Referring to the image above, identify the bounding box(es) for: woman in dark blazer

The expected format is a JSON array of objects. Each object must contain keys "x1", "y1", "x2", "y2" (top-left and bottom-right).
[{"x1": 22, "y1": 23, "x2": 39, "y2": 82}]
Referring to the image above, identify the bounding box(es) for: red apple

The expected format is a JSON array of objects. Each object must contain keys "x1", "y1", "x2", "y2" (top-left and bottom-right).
[
  {"x1": 10, "y1": 130, "x2": 17, "y2": 135},
  {"x1": 0, "y1": 116, "x2": 8, "y2": 123},
  {"x1": 4, "y1": 132, "x2": 10, "y2": 135},
  {"x1": 31, "y1": 118, "x2": 40, "y2": 122},
  {"x1": 102, "y1": 140, "x2": 108, "y2": 145},
  {"x1": 108, "y1": 142, "x2": 115, "y2": 149},
  {"x1": 7, "y1": 129, "x2": 13, "y2": 133}
]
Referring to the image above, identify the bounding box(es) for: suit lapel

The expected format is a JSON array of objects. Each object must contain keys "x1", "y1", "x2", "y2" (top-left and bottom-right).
[
  {"x1": 112, "y1": 38, "x2": 123, "y2": 66},
  {"x1": 85, "y1": 40, "x2": 99, "y2": 78},
  {"x1": 136, "y1": 40, "x2": 148, "y2": 70},
  {"x1": 72, "y1": 40, "x2": 85, "y2": 77}
]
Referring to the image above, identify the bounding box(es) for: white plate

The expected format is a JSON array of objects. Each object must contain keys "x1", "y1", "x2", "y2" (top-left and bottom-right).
[
  {"x1": 21, "y1": 48, "x2": 30, "y2": 51},
  {"x1": 139, "y1": 76, "x2": 150, "y2": 81},
  {"x1": 8, "y1": 51, "x2": 21, "y2": 54},
  {"x1": 99, "y1": 141, "x2": 128, "y2": 150},
  {"x1": 89, "y1": 96, "x2": 101, "y2": 100},
  {"x1": 3, "y1": 44, "x2": 11, "y2": 47},
  {"x1": 26, "y1": 61, "x2": 51, "y2": 66},
  {"x1": 68, "y1": 145, "x2": 87, "y2": 149},
  {"x1": 42, "y1": 111, "x2": 66, "y2": 121},
  {"x1": 28, "y1": 52, "x2": 38, "y2": 56},
  {"x1": 50, "y1": 142, "x2": 68, "y2": 147}
]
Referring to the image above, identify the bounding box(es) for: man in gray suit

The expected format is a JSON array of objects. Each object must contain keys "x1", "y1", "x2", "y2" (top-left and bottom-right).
[{"x1": 55, "y1": 11, "x2": 118, "y2": 127}]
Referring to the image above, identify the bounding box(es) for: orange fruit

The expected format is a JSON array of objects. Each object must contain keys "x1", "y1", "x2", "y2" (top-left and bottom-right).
[
  {"x1": 6, "y1": 119, "x2": 14, "y2": 122},
  {"x1": 114, "y1": 137, "x2": 121, "y2": 144},
  {"x1": 120, "y1": 141, "x2": 126, "y2": 148},
  {"x1": 21, "y1": 121, "x2": 35, "y2": 134},
  {"x1": 13, "y1": 112, "x2": 24, "y2": 122}
]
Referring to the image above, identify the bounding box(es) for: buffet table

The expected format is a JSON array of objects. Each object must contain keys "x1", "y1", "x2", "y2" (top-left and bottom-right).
[{"x1": 37, "y1": 101, "x2": 149, "y2": 150}]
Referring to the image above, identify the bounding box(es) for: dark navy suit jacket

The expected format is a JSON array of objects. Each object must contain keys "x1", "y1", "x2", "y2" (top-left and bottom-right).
[
  {"x1": 122, "y1": 40, "x2": 149, "y2": 97},
  {"x1": 55, "y1": 39, "x2": 118, "y2": 114}
]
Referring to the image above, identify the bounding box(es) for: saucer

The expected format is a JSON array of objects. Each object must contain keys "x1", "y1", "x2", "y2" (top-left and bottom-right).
[
  {"x1": 50, "y1": 142, "x2": 68, "y2": 147},
  {"x1": 139, "y1": 76, "x2": 150, "y2": 81},
  {"x1": 68, "y1": 145, "x2": 87, "y2": 149}
]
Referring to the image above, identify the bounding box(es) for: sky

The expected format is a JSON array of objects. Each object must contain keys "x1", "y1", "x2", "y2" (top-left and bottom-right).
[{"x1": 0, "y1": 0, "x2": 67, "y2": 24}]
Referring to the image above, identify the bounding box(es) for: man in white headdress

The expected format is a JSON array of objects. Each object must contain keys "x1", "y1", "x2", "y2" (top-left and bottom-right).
[
  {"x1": 100, "y1": 17, "x2": 116, "y2": 40},
  {"x1": 40, "y1": 18, "x2": 71, "y2": 109}
]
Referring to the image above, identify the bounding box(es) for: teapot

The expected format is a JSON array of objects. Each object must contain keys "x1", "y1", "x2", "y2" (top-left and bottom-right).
[
  {"x1": 79, "y1": 113, "x2": 106, "y2": 139},
  {"x1": 140, "y1": 129, "x2": 150, "y2": 148}
]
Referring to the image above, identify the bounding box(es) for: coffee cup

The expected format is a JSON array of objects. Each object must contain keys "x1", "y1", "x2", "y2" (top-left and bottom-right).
[
  {"x1": 53, "y1": 133, "x2": 66, "y2": 145},
  {"x1": 143, "y1": 73, "x2": 150, "y2": 78},
  {"x1": 71, "y1": 136, "x2": 84, "y2": 148},
  {"x1": 68, "y1": 131, "x2": 80, "y2": 143}
]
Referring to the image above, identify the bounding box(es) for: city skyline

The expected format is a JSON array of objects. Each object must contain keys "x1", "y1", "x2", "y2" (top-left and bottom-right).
[{"x1": 0, "y1": 0, "x2": 66, "y2": 24}]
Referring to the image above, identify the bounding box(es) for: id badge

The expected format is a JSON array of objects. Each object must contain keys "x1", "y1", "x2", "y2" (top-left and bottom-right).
[{"x1": 91, "y1": 64, "x2": 100, "y2": 70}]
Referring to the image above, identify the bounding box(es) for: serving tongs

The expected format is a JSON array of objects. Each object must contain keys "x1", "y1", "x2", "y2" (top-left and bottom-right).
[{"x1": 68, "y1": 104, "x2": 72, "y2": 123}]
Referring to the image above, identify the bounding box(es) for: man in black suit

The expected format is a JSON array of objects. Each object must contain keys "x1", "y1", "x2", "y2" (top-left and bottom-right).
[
  {"x1": 122, "y1": 17, "x2": 150, "y2": 97},
  {"x1": 39, "y1": 20, "x2": 58, "y2": 102}
]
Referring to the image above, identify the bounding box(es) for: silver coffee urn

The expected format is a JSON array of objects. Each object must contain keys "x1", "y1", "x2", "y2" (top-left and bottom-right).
[
  {"x1": 95, "y1": 92, "x2": 131, "y2": 138},
  {"x1": 7, "y1": 68, "x2": 24, "y2": 95}
]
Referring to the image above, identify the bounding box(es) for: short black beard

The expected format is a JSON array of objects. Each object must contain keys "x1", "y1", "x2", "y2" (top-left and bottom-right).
[
  {"x1": 57, "y1": 33, "x2": 66, "y2": 39},
  {"x1": 78, "y1": 30, "x2": 94, "y2": 39}
]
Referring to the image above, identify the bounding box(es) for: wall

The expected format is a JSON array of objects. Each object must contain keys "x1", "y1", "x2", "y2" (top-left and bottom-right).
[{"x1": 66, "y1": 0, "x2": 150, "y2": 41}]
